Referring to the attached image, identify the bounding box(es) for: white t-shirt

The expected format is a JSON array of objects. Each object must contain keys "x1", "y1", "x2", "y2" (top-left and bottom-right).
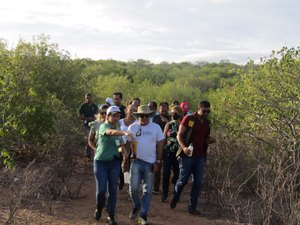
[
  {"x1": 119, "y1": 118, "x2": 138, "y2": 142},
  {"x1": 127, "y1": 121, "x2": 165, "y2": 164}
]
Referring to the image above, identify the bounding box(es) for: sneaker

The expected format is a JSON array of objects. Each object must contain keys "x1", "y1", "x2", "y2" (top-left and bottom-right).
[
  {"x1": 94, "y1": 208, "x2": 101, "y2": 220},
  {"x1": 129, "y1": 207, "x2": 140, "y2": 219},
  {"x1": 188, "y1": 208, "x2": 203, "y2": 216},
  {"x1": 106, "y1": 215, "x2": 117, "y2": 225},
  {"x1": 170, "y1": 197, "x2": 178, "y2": 209},
  {"x1": 138, "y1": 216, "x2": 149, "y2": 225}
]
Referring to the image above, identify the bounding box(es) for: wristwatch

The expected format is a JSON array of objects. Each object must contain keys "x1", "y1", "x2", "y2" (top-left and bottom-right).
[{"x1": 156, "y1": 160, "x2": 161, "y2": 164}]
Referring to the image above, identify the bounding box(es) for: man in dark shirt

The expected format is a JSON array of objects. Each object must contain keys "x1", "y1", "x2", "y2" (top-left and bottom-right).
[
  {"x1": 113, "y1": 92, "x2": 126, "y2": 119},
  {"x1": 152, "y1": 102, "x2": 171, "y2": 193},
  {"x1": 153, "y1": 102, "x2": 170, "y2": 130},
  {"x1": 170, "y1": 100, "x2": 215, "y2": 215},
  {"x1": 79, "y1": 93, "x2": 98, "y2": 158}
]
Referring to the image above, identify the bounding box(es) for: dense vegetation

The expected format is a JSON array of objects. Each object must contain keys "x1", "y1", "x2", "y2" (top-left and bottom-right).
[{"x1": 0, "y1": 36, "x2": 299, "y2": 224}]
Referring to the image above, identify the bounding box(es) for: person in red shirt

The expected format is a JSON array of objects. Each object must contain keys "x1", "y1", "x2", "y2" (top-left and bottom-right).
[{"x1": 170, "y1": 100, "x2": 215, "y2": 215}]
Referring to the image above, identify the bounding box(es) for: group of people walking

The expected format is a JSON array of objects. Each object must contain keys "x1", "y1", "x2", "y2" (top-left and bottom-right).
[{"x1": 78, "y1": 92, "x2": 215, "y2": 225}]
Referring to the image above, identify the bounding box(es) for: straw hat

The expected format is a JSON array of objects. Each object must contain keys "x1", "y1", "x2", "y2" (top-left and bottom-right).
[{"x1": 133, "y1": 105, "x2": 155, "y2": 117}]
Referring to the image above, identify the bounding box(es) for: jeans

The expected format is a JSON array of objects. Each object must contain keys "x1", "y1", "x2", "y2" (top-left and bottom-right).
[
  {"x1": 173, "y1": 156, "x2": 205, "y2": 210},
  {"x1": 84, "y1": 125, "x2": 92, "y2": 157},
  {"x1": 94, "y1": 159, "x2": 120, "y2": 216},
  {"x1": 162, "y1": 151, "x2": 179, "y2": 199},
  {"x1": 129, "y1": 159, "x2": 154, "y2": 218}
]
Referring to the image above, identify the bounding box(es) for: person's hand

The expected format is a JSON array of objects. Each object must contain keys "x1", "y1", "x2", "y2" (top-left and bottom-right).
[
  {"x1": 124, "y1": 131, "x2": 134, "y2": 141},
  {"x1": 207, "y1": 136, "x2": 216, "y2": 144},
  {"x1": 152, "y1": 162, "x2": 161, "y2": 173},
  {"x1": 183, "y1": 147, "x2": 191, "y2": 156},
  {"x1": 118, "y1": 146, "x2": 125, "y2": 153}
]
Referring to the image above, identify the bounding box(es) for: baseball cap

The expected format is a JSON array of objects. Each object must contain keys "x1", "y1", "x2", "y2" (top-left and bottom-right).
[
  {"x1": 107, "y1": 106, "x2": 120, "y2": 115},
  {"x1": 180, "y1": 101, "x2": 190, "y2": 112},
  {"x1": 105, "y1": 97, "x2": 115, "y2": 106}
]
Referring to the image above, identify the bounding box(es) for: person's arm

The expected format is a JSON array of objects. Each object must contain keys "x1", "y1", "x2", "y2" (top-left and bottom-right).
[
  {"x1": 177, "y1": 125, "x2": 190, "y2": 156},
  {"x1": 79, "y1": 113, "x2": 85, "y2": 121},
  {"x1": 206, "y1": 120, "x2": 216, "y2": 144},
  {"x1": 88, "y1": 129, "x2": 96, "y2": 151},
  {"x1": 105, "y1": 129, "x2": 133, "y2": 138},
  {"x1": 79, "y1": 112, "x2": 95, "y2": 122},
  {"x1": 153, "y1": 139, "x2": 164, "y2": 173},
  {"x1": 122, "y1": 141, "x2": 131, "y2": 172},
  {"x1": 163, "y1": 122, "x2": 170, "y2": 145},
  {"x1": 156, "y1": 139, "x2": 164, "y2": 161}
]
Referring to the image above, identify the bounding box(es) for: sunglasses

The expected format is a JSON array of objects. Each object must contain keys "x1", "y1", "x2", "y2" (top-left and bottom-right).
[
  {"x1": 138, "y1": 114, "x2": 150, "y2": 118},
  {"x1": 100, "y1": 112, "x2": 107, "y2": 115}
]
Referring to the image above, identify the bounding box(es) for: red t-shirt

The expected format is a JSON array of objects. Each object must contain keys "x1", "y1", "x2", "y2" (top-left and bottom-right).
[{"x1": 180, "y1": 113, "x2": 210, "y2": 157}]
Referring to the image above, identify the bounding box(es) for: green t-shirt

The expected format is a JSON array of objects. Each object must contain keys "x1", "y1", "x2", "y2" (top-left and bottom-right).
[{"x1": 94, "y1": 122, "x2": 121, "y2": 161}]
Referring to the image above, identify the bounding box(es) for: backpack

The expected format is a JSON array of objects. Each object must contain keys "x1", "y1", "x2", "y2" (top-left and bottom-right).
[{"x1": 175, "y1": 115, "x2": 196, "y2": 158}]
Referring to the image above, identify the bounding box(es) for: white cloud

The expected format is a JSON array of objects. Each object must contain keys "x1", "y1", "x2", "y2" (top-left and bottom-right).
[
  {"x1": 145, "y1": 1, "x2": 153, "y2": 8},
  {"x1": 0, "y1": 0, "x2": 299, "y2": 64}
]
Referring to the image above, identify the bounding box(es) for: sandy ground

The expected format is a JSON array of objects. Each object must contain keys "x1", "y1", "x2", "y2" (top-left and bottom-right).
[{"x1": 0, "y1": 160, "x2": 233, "y2": 225}]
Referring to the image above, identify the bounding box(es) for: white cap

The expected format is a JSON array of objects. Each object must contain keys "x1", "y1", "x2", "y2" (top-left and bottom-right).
[
  {"x1": 105, "y1": 97, "x2": 114, "y2": 106},
  {"x1": 107, "y1": 106, "x2": 120, "y2": 115}
]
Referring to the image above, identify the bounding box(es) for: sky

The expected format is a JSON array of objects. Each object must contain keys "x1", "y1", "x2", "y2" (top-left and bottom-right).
[{"x1": 0, "y1": 0, "x2": 299, "y2": 64}]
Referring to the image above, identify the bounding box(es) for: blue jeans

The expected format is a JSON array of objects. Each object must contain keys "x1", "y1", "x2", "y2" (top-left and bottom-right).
[
  {"x1": 162, "y1": 151, "x2": 179, "y2": 199},
  {"x1": 94, "y1": 159, "x2": 120, "y2": 215},
  {"x1": 173, "y1": 156, "x2": 205, "y2": 210},
  {"x1": 129, "y1": 159, "x2": 154, "y2": 218},
  {"x1": 84, "y1": 125, "x2": 92, "y2": 156}
]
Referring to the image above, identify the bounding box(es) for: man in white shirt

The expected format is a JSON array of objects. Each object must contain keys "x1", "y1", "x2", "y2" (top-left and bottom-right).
[{"x1": 123, "y1": 105, "x2": 165, "y2": 225}]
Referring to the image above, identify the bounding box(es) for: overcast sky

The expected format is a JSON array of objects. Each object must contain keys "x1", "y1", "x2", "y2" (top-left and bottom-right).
[{"x1": 0, "y1": 0, "x2": 299, "y2": 64}]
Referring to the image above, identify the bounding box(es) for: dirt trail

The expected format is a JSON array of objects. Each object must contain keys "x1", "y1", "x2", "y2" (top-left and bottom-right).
[{"x1": 0, "y1": 160, "x2": 229, "y2": 225}]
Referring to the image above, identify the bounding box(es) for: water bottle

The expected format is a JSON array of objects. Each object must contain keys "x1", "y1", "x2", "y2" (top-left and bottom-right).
[{"x1": 188, "y1": 143, "x2": 194, "y2": 157}]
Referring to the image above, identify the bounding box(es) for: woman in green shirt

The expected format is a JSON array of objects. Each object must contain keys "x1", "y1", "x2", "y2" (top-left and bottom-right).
[{"x1": 88, "y1": 106, "x2": 133, "y2": 225}]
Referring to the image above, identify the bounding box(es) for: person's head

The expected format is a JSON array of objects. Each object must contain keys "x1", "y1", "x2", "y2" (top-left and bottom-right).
[
  {"x1": 148, "y1": 101, "x2": 157, "y2": 112},
  {"x1": 85, "y1": 93, "x2": 93, "y2": 104},
  {"x1": 97, "y1": 104, "x2": 109, "y2": 122},
  {"x1": 165, "y1": 102, "x2": 169, "y2": 111},
  {"x1": 132, "y1": 98, "x2": 141, "y2": 107},
  {"x1": 105, "y1": 97, "x2": 114, "y2": 106},
  {"x1": 134, "y1": 105, "x2": 154, "y2": 126},
  {"x1": 106, "y1": 106, "x2": 121, "y2": 125},
  {"x1": 126, "y1": 104, "x2": 138, "y2": 118},
  {"x1": 159, "y1": 102, "x2": 168, "y2": 116},
  {"x1": 170, "y1": 106, "x2": 184, "y2": 121},
  {"x1": 198, "y1": 100, "x2": 211, "y2": 118},
  {"x1": 171, "y1": 100, "x2": 180, "y2": 107},
  {"x1": 113, "y1": 92, "x2": 123, "y2": 106},
  {"x1": 180, "y1": 101, "x2": 190, "y2": 116}
]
